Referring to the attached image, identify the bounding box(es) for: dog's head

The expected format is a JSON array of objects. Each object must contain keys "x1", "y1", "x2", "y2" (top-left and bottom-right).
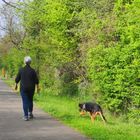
[{"x1": 79, "y1": 103, "x2": 86, "y2": 115}]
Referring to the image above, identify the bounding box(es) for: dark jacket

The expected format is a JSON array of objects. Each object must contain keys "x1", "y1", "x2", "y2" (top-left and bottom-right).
[{"x1": 15, "y1": 64, "x2": 39, "y2": 93}]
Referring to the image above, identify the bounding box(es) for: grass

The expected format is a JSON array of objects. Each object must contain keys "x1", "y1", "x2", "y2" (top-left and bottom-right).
[
  {"x1": 34, "y1": 92, "x2": 140, "y2": 140},
  {"x1": 3, "y1": 78, "x2": 140, "y2": 140}
]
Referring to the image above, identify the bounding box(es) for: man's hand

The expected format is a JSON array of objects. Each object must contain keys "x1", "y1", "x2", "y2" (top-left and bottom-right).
[
  {"x1": 15, "y1": 84, "x2": 18, "y2": 90},
  {"x1": 37, "y1": 85, "x2": 40, "y2": 93}
]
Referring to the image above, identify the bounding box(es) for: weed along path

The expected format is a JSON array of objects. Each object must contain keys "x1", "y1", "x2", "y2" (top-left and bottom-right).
[{"x1": 0, "y1": 79, "x2": 89, "y2": 140}]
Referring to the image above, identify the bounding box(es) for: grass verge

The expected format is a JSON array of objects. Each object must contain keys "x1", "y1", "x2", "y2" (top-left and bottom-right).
[{"x1": 34, "y1": 92, "x2": 140, "y2": 140}]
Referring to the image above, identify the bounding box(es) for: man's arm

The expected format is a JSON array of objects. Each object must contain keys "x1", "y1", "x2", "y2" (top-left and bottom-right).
[
  {"x1": 36, "y1": 84, "x2": 40, "y2": 93},
  {"x1": 15, "y1": 69, "x2": 21, "y2": 90},
  {"x1": 33, "y1": 70, "x2": 40, "y2": 93}
]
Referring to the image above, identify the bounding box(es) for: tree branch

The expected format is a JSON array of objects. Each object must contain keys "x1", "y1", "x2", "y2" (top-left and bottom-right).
[{"x1": 1, "y1": 0, "x2": 20, "y2": 9}]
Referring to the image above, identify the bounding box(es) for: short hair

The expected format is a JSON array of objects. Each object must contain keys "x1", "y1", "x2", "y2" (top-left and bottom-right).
[{"x1": 24, "y1": 56, "x2": 32, "y2": 64}]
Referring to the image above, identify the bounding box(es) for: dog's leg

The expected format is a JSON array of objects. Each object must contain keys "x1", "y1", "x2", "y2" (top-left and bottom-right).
[
  {"x1": 89, "y1": 112, "x2": 94, "y2": 123},
  {"x1": 98, "y1": 112, "x2": 106, "y2": 123},
  {"x1": 91, "y1": 112, "x2": 98, "y2": 123}
]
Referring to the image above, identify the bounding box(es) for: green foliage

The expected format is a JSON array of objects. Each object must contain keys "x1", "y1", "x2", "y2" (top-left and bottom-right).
[
  {"x1": 0, "y1": 0, "x2": 139, "y2": 122},
  {"x1": 0, "y1": 46, "x2": 24, "y2": 77},
  {"x1": 86, "y1": 0, "x2": 140, "y2": 120}
]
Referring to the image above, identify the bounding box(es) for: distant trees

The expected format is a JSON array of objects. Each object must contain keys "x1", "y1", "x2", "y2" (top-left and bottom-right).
[{"x1": 0, "y1": 0, "x2": 26, "y2": 76}]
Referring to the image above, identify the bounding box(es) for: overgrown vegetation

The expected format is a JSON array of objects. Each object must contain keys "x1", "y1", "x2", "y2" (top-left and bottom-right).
[
  {"x1": 34, "y1": 91, "x2": 140, "y2": 140},
  {"x1": 0, "y1": 0, "x2": 140, "y2": 125}
]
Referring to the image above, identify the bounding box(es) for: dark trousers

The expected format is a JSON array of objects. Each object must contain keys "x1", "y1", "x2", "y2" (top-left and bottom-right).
[{"x1": 20, "y1": 90, "x2": 34, "y2": 117}]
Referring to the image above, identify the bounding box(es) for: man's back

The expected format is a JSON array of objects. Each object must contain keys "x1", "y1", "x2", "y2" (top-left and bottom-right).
[{"x1": 15, "y1": 64, "x2": 39, "y2": 92}]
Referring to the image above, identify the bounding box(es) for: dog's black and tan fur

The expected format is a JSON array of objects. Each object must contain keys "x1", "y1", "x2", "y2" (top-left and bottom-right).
[{"x1": 79, "y1": 102, "x2": 106, "y2": 123}]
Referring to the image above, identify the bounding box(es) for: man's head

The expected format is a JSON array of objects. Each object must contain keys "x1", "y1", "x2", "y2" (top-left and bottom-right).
[{"x1": 24, "y1": 56, "x2": 32, "y2": 65}]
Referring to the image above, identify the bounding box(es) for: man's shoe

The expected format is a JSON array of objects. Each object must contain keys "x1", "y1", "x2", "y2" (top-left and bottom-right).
[
  {"x1": 29, "y1": 113, "x2": 34, "y2": 119},
  {"x1": 23, "y1": 116, "x2": 29, "y2": 121}
]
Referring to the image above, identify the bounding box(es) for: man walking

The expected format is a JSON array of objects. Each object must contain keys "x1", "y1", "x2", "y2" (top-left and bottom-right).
[{"x1": 15, "y1": 56, "x2": 39, "y2": 121}]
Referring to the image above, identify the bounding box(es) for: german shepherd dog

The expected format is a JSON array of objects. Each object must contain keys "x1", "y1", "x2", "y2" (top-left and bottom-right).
[{"x1": 79, "y1": 102, "x2": 106, "y2": 123}]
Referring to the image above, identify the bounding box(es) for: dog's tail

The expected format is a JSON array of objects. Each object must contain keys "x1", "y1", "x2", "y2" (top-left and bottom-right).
[
  {"x1": 101, "y1": 112, "x2": 107, "y2": 122},
  {"x1": 99, "y1": 109, "x2": 107, "y2": 123}
]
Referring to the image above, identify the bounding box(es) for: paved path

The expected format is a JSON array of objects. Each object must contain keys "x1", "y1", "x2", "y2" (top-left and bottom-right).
[{"x1": 0, "y1": 79, "x2": 89, "y2": 140}]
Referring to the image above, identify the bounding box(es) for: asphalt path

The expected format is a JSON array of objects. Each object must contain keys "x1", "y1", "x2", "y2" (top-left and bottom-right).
[{"x1": 0, "y1": 79, "x2": 89, "y2": 140}]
